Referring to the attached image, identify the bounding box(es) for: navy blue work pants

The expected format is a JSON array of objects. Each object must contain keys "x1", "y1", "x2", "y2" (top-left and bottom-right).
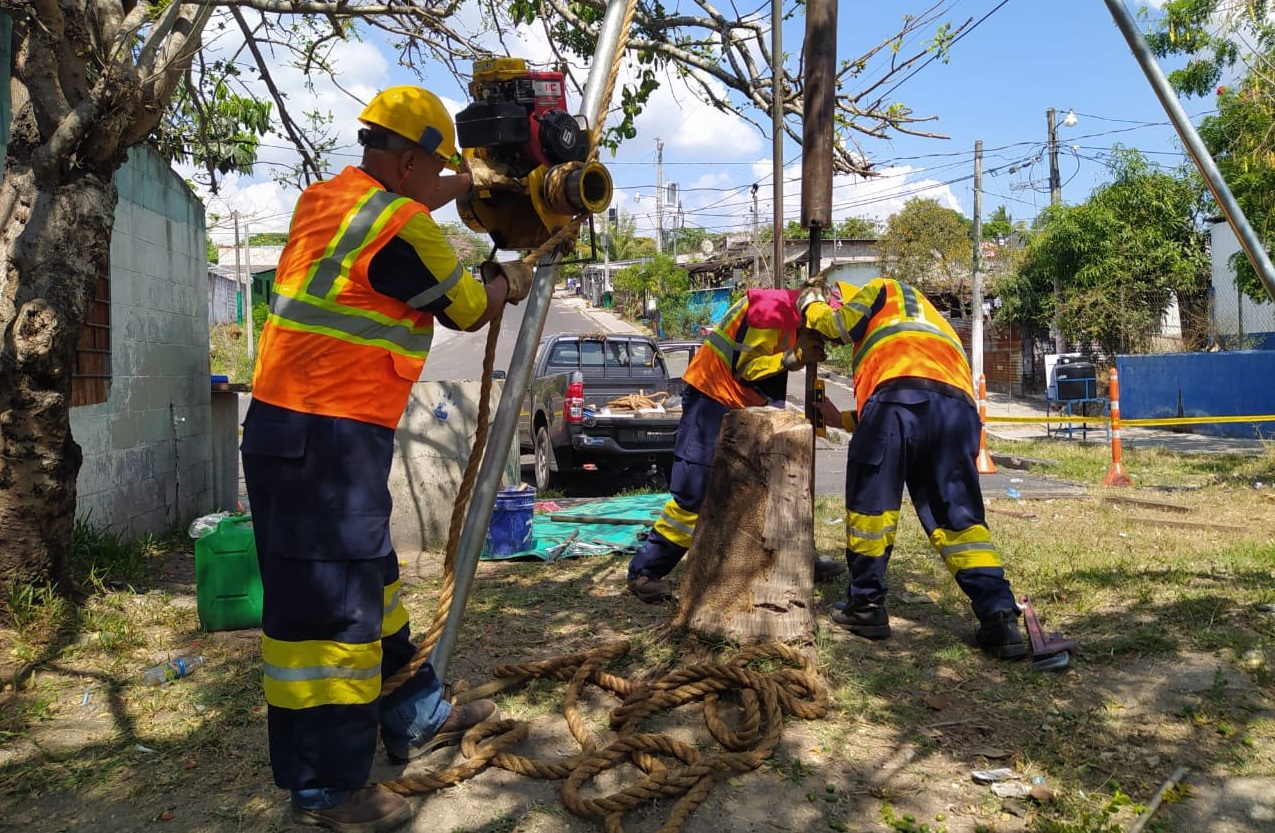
[
  {"x1": 842, "y1": 388, "x2": 1016, "y2": 621},
  {"x1": 242, "y1": 400, "x2": 449, "y2": 793}
]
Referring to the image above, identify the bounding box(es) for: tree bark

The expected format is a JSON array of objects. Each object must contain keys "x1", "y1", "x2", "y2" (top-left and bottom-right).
[
  {"x1": 0, "y1": 6, "x2": 128, "y2": 589},
  {"x1": 0, "y1": 164, "x2": 117, "y2": 588},
  {"x1": 673, "y1": 407, "x2": 816, "y2": 643}
]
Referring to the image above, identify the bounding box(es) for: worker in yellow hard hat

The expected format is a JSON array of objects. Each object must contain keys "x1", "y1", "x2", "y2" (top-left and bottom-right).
[{"x1": 243, "y1": 85, "x2": 530, "y2": 833}]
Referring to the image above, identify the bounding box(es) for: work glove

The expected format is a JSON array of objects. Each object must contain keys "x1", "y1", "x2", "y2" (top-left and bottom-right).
[
  {"x1": 781, "y1": 328, "x2": 829, "y2": 370},
  {"x1": 481, "y1": 259, "x2": 534, "y2": 304},
  {"x1": 466, "y1": 156, "x2": 523, "y2": 192},
  {"x1": 796, "y1": 276, "x2": 830, "y2": 313}
]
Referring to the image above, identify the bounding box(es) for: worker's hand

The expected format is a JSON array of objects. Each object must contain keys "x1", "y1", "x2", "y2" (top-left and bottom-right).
[
  {"x1": 466, "y1": 156, "x2": 523, "y2": 192},
  {"x1": 816, "y1": 398, "x2": 857, "y2": 432},
  {"x1": 481, "y1": 259, "x2": 534, "y2": 304},
  {"x1": 796, "y1": 276, "x2": 830, "y2": 313}
]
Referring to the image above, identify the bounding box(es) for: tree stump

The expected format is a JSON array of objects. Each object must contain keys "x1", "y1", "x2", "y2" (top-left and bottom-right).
[{"x1": 673, "y1": 406, "x2": 816, "y2": 643}]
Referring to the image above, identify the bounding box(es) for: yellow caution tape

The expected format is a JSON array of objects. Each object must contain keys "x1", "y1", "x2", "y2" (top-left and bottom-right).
[{"x1": 983, "y1": 414, "x2": 1275, "y2": 427}]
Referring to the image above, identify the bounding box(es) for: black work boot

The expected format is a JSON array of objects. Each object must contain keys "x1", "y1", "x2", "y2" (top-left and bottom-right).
[
  {"x1": 813, "y1": 555, "x2": 848, "y2": 582},
  {"x1": 975, "y1": 609, "x2": 1029, "y2": 660},
  {"x1": 830, "y1": 600, "x2": 891, "y2": 640},
  {"x1": 385, "y1": 699, "x2": 497, "y2": 764},
  {"x1": 291, "y1": 786, "x2": 411, "y2": 833},
  {"x1": 627, "y1": 575, "x2": 673, "y2": 604}
]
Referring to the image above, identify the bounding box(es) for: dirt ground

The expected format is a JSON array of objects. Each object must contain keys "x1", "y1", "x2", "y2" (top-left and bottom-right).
[{"x1": 2, "y1": 511, "x2": 1274, "y2": 833}]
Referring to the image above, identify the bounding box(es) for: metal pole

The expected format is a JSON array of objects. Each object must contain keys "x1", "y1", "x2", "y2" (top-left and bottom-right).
[
  {"x1": 579, "y1": 1, "x2": 630, "y2": 137},
  {"x1": 972, "y1": 140, "x2": 984, "y2": 386},
  {"x1": 771, "y1": 0, "x2": 783, "y2": 288},
  {"x1": 429, "y1": 256, "x2": 558, "y2": 682},
  {"x1": 655, "y1": 137, "x2": 664, "y2": 254},
  {"x1": 1102, "y1": 0, "x2": 1275, "y2": 304},
  {"x1": 431, "y1": 0, "x2": 629, "y2": 681},
  {"x1": 1047, "y1": 107, "x2": 1065, "y2": 354},
  {"x1": 243, "y1": 220, "x2": 255, "y2": 360}
]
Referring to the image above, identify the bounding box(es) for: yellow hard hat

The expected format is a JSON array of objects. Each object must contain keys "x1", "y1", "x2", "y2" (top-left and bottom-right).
[{"x1": 359, "y1": 86, "x2": 462, "y2": 171}]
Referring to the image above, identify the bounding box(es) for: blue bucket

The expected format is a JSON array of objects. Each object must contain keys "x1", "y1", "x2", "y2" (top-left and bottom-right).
[{"x1": 485, "y1": 486, "x2": 537, "y2": 556}]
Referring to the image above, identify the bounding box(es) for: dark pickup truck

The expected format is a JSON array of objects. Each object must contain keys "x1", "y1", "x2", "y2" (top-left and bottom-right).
[{"x1": 518, "y1": 334, "x2": 693, "y2": 489}]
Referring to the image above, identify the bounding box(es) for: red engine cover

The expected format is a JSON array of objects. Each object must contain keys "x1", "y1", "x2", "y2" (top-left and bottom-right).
[{"x1": 525, "y1": 71, "x2": 570, "y2": 169}]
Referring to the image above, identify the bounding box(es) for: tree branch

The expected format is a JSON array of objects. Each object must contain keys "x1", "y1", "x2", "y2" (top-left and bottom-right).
[{"x1": 231, "y1": 6, "x2": 325, "y2": 183}]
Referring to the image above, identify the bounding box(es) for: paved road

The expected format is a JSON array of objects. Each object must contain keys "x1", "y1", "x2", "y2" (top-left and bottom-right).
[{"x1": 420, "y1": 295, "x2": 598, "y2": 381}]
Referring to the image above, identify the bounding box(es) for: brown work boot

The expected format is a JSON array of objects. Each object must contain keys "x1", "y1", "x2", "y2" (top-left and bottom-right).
[
  {"x1": 627, "y1": 575, "x2": 673, "y2": 604},
  {"x1": 385, "y1": 698, "x2": 497, "y2": 764},
  {"x1": 291, "y1": 786, "x2": 411, "y2": 833}
]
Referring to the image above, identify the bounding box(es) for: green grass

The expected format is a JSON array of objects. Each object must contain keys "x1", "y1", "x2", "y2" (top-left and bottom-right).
[{"x1": 2, "y1": 445, "x2": 1274, "y2": 831}]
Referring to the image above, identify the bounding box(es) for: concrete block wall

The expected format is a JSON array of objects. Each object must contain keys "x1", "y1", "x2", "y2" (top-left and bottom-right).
[
  {"x1": 389, "y1": 380, "x2": 520, "y2": 556},
  {"x1": 70, "y1": 144, "x2": 213, "y2": 535}
]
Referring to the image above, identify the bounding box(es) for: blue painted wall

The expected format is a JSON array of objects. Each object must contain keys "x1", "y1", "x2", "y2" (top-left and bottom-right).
[
  {"x1": 687, "y1": 287, "x2": 732, "y2": 327},
  {"x1": 1115, "y1": 352, "x2": 1275, "y2": 439}
]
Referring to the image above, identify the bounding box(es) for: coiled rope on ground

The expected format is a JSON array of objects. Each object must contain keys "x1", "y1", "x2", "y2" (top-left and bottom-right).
[{"x1": 380, "y1": 640, "x2": 829, "y2": 833}]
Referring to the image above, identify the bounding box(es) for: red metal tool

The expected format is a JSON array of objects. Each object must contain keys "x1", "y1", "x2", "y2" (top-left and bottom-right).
[{"x1": 1021, "y1": 596, "x2": 1076, "y2": 671}]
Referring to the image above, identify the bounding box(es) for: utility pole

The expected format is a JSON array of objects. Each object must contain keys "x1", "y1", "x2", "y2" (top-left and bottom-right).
[
  {"x1": 1047, "y1": 107, "x2": 1065, "y2": 354},
  {"x1": 971, "y1": 140, "x2": 984, "y2": 387},
  {"x1": 655, "y1": 137, "x2": 664, "y2": 254},
  {"x1": 603, "y1": 207, "x2": 614, "y2": 306},
  {"x1": 232, "y1": 211, "x2": 244, "y2": 326},
  {"x1": 771, "y1": 0, "x2": 783, "y2": 288},
  {"x1": 243, "y1": 219, "x2": 255, "y2": 359},
  {"x1": 751, "y1": 183, "x2": 760, "y2": 281}
]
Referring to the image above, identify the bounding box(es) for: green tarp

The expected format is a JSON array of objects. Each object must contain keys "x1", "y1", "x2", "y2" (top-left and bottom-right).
[{"x1": 480, "y1": 492, "x2": 668, "y2": 561}]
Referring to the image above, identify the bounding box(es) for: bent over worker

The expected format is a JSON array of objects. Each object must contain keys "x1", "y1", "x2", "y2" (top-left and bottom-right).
[
  {"x1": 626, "y1": 288, "x2": 846, "y2": 604},
  {"x1": 241, "y1": 86, "x2": 532, "y2": 833},
  {"x1": 804, "y1": 278, "x2": 1026, "y2": 660}
]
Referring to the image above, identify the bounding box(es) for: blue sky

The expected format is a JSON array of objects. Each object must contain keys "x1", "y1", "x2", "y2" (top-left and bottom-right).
[{"x1": 201, "y1": 1, "x2": 1200, "y2": 247}]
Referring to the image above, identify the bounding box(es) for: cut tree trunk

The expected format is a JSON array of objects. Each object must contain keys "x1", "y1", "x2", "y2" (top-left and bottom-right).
[{"x1": 673, "y1": 406, "x2": 816, "y2": 643}]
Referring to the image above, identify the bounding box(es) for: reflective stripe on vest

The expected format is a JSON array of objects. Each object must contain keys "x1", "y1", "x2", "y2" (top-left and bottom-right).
[
  {"x1": 269, "y1": 187, "x2": 431, "y2": 358},
  {"x1": 705, "y1": 329, "x2": 748, "y2": 373}
]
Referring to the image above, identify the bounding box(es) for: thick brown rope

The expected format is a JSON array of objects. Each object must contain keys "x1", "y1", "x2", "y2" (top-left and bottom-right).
[
  {"x1": 379, "y1": 640, "x2": 828, "y2": 833},
  {"x1": 380, "y1": 308, "x2": 502, "y2": 696}
]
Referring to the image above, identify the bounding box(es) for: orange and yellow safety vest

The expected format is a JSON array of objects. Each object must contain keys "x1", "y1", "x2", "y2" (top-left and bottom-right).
[
  {"x1": 253, "y1": 166, "x2": 486, "y2": 428},
  {"x1": 805, "y1": 278, "x2": 973, "y2": 407},
  {"x1": 683, "y1": 289, "x2": 799, "y2": 409}
]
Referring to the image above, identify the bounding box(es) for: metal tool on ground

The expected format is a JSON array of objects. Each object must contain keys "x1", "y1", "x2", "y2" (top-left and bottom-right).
[
  {"x1": 548, "y1": 513, "x2": 656, "y2": 526},
  {"x1": 1021, "y1": 596, "x2": 1076, "y2": 671},
  {"x1": 544, "y1": 530, "x2": 580, "y2": 562}
]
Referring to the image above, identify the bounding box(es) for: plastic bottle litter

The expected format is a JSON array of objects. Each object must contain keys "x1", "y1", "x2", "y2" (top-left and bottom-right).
[
  {"x1": 142, "y1": 654, "x2": 206, "y2": 685},
  {"x1": 1005, "y1": 486, "x2": 1023, "y2": 500}
]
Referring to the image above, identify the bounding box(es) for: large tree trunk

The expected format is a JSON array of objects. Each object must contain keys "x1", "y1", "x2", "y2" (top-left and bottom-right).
[
  {"x1": 0, "y1": 163, "x2": 118, "y2": 588},
  {"x1": 672, "y1": 407, "x2": 816, "y2": 643},
  {"x1": 0, "y1": 5, "x2": 140, "y2": 589}
]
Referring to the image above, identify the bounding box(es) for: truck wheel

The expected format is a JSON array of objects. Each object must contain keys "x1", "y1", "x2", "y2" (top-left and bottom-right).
[{"x1": 534, "y1": 426, "x2": 560, "y2": 491}]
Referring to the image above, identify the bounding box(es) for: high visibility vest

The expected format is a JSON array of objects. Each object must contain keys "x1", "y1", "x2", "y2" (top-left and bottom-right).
[
  {"x1": 841, "y1": 279, "x2": 974, "y2": 407},
  {"x1": 683, "y1": 290, "x2": 798, "y2": 409},
  {"x1": 252, "y1": 167, "x2": 436, "y2": 428}
]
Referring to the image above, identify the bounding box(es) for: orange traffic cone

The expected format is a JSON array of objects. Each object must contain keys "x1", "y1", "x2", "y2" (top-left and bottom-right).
[
  {"x1": 976, "y1": 374, "x2": 998, "y2": 475},
  {"x1": 1102, "y1": 368, "x2": 1132, "y2": 487}
]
